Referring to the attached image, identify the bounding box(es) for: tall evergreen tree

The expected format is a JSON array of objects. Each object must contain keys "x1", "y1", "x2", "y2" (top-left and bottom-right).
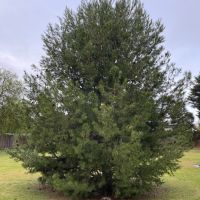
[{"x1": 12, "y1": 0, "x2": 193, "y2": 198}]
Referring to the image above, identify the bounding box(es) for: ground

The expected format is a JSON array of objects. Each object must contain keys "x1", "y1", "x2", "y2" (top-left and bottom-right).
[
  {"x1": 0, "y1": 151, "x2": 66, "y2": 200},
  {"x1": 1, "y1": 149, "x2": 200, "y2": 200},
  {"x1": 138, "y1": 148, "x2": 200, "y2": 200}
]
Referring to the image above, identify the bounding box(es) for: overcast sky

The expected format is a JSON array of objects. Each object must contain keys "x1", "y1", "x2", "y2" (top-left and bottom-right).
[{"x1": 0, "y1": 0, "x2": 199, "y2": 78}]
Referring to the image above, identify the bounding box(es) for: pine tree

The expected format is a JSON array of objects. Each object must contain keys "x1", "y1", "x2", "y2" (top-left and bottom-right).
[{"x1": 11, "y1": 0, "x2": 193, "y2": 198}]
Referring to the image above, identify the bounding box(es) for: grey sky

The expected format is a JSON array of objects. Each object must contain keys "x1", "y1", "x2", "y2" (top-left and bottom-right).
[{"x1": 0, "y1": 0, "x2": 199, "y2": 78}]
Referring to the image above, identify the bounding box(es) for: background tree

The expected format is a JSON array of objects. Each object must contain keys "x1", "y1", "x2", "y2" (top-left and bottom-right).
[
  {"x1": 0, "y1": 68, "x2": 26, "y2": 134},
  {"x1": 12, "y1": 0, "x2": 193, "y2": 198},
  {"x1": 190, "y1": 74, "x2": 200, "y2": 143},
  {"x1": 190, "y1": 74, "x2": 200, "y2": 119}
]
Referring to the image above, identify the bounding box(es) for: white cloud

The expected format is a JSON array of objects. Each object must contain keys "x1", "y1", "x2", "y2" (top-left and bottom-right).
[{"x1": 0, "y1": 51, "x2": 34, "y2": 78}]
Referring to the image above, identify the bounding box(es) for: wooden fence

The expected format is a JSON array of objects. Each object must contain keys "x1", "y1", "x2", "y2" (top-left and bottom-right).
[{"x1": 0, "y1": 134, "x2": 27, "y2": 149}]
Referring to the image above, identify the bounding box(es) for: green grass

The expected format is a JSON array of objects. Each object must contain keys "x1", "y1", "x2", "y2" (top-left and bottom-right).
[
  {"x1": 0, "y1": 151, "x2": 66, "y2": 200},
  {"x1": 1, "y1": 150, "x2": 200, "y2": 200},
  {"x1": 138, "y1": 149, "x2": 200, "y2": 200}
]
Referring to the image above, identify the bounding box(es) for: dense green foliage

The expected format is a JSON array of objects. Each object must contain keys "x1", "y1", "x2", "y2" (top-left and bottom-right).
[
  {"x1": 12, "y1": 0, "x2": 193, "y2": 198},
  {"x1": 0, "y1": 68, "x2": 26, "y2": 134},
  {"x1": 190, "y1": 74, "x2": 200, "y2": 142},
  {"x1": 190, "y1": 74, "x2": 200, "y2": 119}
]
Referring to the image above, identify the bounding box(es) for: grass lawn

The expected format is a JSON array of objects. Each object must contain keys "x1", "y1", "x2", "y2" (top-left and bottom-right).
[
  {"x1": 138, "y1": 149, "x2": 200, "y2": 200},
  {"x1": 1, "y1": 149, "x2": 200, "y2": 200},
  {"x1": 0, "y1": 151, "x2": 66, "y2": 200}
]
